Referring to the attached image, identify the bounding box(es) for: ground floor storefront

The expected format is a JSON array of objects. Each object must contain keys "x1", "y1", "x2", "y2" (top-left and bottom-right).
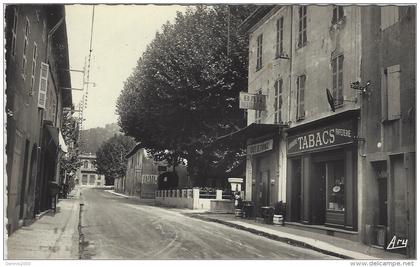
[{"x1": 286, "y1": 116, "x2": 359, "y2": 231}]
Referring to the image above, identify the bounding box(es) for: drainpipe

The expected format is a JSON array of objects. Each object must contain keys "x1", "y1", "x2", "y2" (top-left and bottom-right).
[{"x1": 288, "y1": 6, "x2": 293, "y2": 124}]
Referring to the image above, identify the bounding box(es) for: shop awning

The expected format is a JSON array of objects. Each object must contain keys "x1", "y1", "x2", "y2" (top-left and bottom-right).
[
  {"x1": 59, "y1": 131, "x2": 68, "y2": 153},
  {"x1": 216, "y1": 123, "x2": 281, "y2": 144}
]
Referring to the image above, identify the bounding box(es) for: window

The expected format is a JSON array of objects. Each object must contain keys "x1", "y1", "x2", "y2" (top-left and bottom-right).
[
  {"x1": 82, "y1": 174, "x2": 88, "y2": 185},
  {"x1": 11, "y1": 8, "x2": 18, "y2": 58},
  {"x1": 332, "y1": 55, "x2": 344, "y2": 106},
  {"x1": 297, "y1": 75, "x2": 306, "y2": 119},
  {"x1": 255, "y1": 89, "x2": 263, "y2": 123},
  {"x1": 381, "y1": 65, "x2": 401, "y2": 121},
  {"x1": 276, "y1": 17, "x2": 284, "y2": 58},
  {"x1": 381, "y1": 6, "x2": 399, "y2": 30},
  {"x1": 298, "y1": 6, "x2": 307, "y2": 48},
  {"x1": 83, "y1": 161, "x2": 88, "y2": 168},
  {"x1": 332, "y1": 6, "x2": 344, "y2": 24},
  {"x1": 30, "y1": 43, "x2": 37, "y2": 95},
  {"x1": 21, "y1": 18, "x2": 30, "y2": 75},
  {"x1": 274, "y1": 79, "x2": 283, "y2": 124},
  {"x1": 256, "y1": 34, "x2": 263, "y2": 71},
  {"x1": 37, "y1": 62, "x2": 49, "y2": 108},
  {"x1": 89, "y1": 175, "x2": 95, "y2": 185},
  {"x1": 326, "y1": 161, "x2": 345, "y2": 211}
]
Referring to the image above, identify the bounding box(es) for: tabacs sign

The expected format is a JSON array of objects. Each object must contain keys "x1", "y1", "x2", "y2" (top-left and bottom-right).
[
  {"x1": 287, "y1": 120, "x2": 356, "y2": 155},
  {"x1": 239, "y1": 92, "x2": 266, "y2": 110}
]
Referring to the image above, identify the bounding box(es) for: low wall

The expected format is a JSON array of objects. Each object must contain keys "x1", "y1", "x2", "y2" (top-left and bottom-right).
[{"x1": 155, "y1": 188, "x2": 231, "y2": 211}]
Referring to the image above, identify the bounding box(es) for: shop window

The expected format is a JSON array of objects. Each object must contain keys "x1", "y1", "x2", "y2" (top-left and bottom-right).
[
  {"x1": 297, "y1": 75, "x2": 306, "y2": 120},
  {"x1": 256, "y1": 34, "x2": 263, "y2": 71},
  {"x1": 298, "y1": 6, "x2": 307, "y2": 48},
  {"x1": 274, "y1": 79, "x2": 283, "y2": 124},
  {"x1": 326, "y1": 161, "x2": 345, "y2": 211},
  {"x1": 381, "y1": 65, "x2": 401, "y2": 121},
  {"x1": 332, "y1": 6, "x2": 344, "y2": 24},
  {"x1": 332, "y1": 55, "x2": 344, "y2": 107},
  {"x1": 381, "y1": 6, "x2": 399, "y2": 30},
  {"x1": 275, "y1": 17, "x2": 284, "y2": 58}
]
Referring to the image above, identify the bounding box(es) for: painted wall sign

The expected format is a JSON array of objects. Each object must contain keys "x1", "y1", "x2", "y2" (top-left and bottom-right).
[
  {"x1": 142, "y1": 174, "x2": 158, "y2": 184},
  {"x1": 287, "y1": 120, "x2": 356, "y2": 154},
  {"x1": 239, "y1": 92, "x2": 266, "y2": 110},
  {"x1": 247, "y1": 139, "x2": 273, "y2": 155}
]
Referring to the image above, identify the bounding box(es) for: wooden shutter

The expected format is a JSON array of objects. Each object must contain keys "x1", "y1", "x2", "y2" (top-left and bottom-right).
[
  {"x1": 37, "y1": 62, "x2": 49, "y2": 109},
  {"x1": 386, "y1": 65, "x2": 401, "y2": 120}
]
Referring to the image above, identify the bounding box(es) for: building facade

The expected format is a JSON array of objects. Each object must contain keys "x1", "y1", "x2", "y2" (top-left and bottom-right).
[
  {"x1": 74, "y1": 154, "x2": 106, "y2": 187},
  {"x1": 5, "y1": 4, "x2": 72, "y2": 235},
  {"x1": 360, "y1": 6, "x2": 416, "y2": 257},
  {"x1": 117, "y1": 143, "x2": 188, "y2": 198},
  {"x1": 239, "y1": 5, "x2": 415, "y2": 256}
]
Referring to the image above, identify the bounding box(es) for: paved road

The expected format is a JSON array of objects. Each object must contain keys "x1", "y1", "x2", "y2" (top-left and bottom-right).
[{"x1": 80, "y1": 188, "x2": 336, "y2": 259}]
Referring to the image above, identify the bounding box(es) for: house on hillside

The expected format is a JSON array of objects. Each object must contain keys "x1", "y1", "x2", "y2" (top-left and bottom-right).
[
  {"x1": 74, "y1": 153, "x2": 106, "y2": 187},
  {"x1": 5, "y1": 4, "x2": 73, "y2": 235}
]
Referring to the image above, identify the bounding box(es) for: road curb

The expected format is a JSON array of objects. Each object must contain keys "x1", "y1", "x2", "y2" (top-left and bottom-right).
[{"x1": 187, "y1": 214, "x2": 354, "y2": 259}]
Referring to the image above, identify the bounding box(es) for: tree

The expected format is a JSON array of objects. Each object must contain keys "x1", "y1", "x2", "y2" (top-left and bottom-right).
[
  {"x1": 94, "y1": 134, "x2": 136, "y2": 185},
  {"x1": 59, "y1": 111, "x2": 82, "y2": 194},
  {"x1": 116, "y1": 5, "x2": 255, "y2": 185}
]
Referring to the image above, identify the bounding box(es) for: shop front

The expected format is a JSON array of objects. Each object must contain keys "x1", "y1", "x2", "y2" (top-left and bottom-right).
[{"x1": 286, "y1": 116, "x2": 358, "y2": 230}]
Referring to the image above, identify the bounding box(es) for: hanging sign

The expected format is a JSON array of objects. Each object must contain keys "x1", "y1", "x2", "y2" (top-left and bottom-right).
[{"x1": 239, "y1": 92, "x2": 266, "y2": 110}]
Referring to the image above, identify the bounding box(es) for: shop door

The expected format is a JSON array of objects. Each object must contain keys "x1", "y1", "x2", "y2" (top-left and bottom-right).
[
  {"x1": 290, "y1": 159, "x2": 302, "y2": 222},
  {"x1": 312, "y1": 162, "x2": 326, "y2": 224}
]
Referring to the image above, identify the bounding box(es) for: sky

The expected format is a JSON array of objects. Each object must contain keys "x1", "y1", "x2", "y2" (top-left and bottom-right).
[{"x1": 65, "y1": 4, "x2": 187, "y2": 130}]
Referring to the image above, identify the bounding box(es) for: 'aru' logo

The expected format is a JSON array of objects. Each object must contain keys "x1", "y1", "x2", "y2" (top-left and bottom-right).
[{"x1": 386, "y1": 236, "x2": 408, "y2": 250}]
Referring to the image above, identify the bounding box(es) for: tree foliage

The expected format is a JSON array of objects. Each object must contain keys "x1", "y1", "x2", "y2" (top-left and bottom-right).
[
  {"x1": 94, "y1": 134, "x2": 136, "y2": 185},
  {"x1": 59, "y1": 112, "x2": 82, "y2": 191},
  {"x1": 116, "y1": 5, "x2": 254, "y2": 184}
]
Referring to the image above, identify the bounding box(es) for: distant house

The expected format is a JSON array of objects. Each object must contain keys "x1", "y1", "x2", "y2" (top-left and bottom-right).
[
  {"x1": 75, "y1": 153, "x2": 105, "y2": 187},
  {"x1": 115, "y1": 143, "x2": 188, "y2": 198}
]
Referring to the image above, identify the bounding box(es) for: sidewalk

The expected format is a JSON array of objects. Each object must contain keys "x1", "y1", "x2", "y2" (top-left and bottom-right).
[
  {"x1": 188, "y1": 213, "x2": 410, "y2": 260},
  {"x1": 6, "y1": 188, "x2": 81, "y2": 260}
]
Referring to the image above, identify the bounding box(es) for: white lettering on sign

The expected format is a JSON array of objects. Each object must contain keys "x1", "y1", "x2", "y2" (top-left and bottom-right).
[
  {"x1": 239, "y1": 92, "x2": 266, "y2": 110},
  {"x1": 247, "y1": 139, "x2": 273, "y2": 155},
  {"x1": 142, "y1": 174, "x2": 158, "y2": 184},
  {"x1": 287, "y1": 121, "x2": 355, "y2": 154},
  {"x1": 297, "y1": 129, "x2": 336, "y2": 150}
]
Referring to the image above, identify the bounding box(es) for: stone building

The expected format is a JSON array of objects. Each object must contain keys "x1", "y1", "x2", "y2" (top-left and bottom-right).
[
  {"x1": 5, "y1": 4, "x2": 72, "y2": 235},
  {"x1": 74, "y1": 153, "x2": 106, "y2": 187},
  {"x1": 236, "y1": 4, "x2": 415, "y2": 257}
]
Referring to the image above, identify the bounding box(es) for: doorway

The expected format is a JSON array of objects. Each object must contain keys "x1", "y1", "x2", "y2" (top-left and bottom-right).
[
  {"x1": 290, "y1": 159, "x2": 302, "y2": 222},
  {"x1": 312, "y1": 162, "x2": 326, "y2": 224}
]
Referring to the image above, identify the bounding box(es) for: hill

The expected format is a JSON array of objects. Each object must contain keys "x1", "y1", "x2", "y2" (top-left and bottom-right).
[{"x1": 79, "y1": 123, "x2": 122, "y2": 153}]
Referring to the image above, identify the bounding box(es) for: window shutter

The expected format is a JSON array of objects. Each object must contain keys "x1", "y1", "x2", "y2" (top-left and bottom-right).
[
  {"x1": 386, "y1": 65, "x2": 401, "y2": 120},
  {"x1": 37, "y1": 62, "x2": 49, "y2": 109}
]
